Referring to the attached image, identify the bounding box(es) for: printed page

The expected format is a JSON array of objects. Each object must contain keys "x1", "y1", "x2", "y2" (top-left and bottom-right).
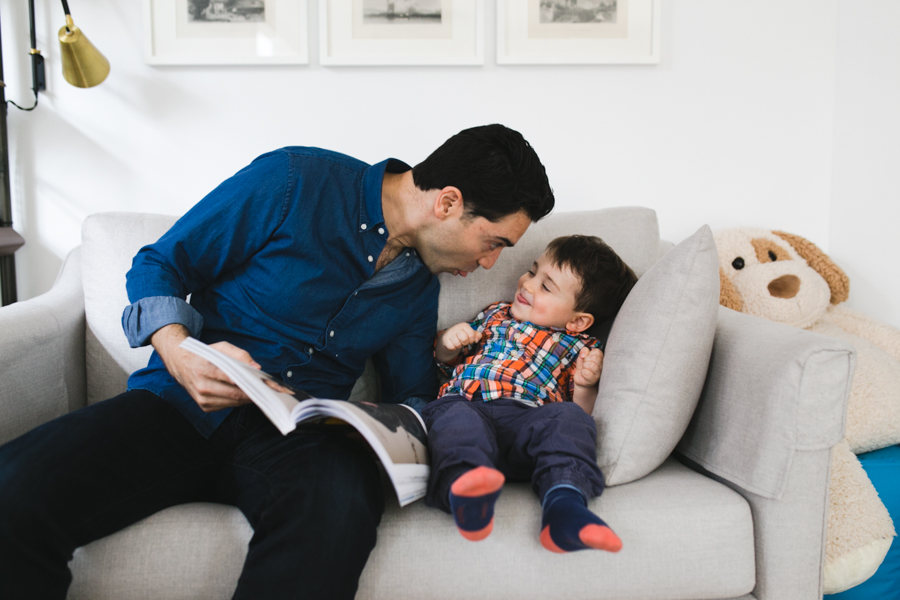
[{"x1": 292, "y1": 400, "x2": 429, "y2": 506}]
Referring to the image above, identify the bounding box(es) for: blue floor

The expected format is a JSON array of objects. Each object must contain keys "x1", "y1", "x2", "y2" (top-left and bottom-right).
[{"x1": 824, "y1": 444, "x2": 900, "y2": 600}]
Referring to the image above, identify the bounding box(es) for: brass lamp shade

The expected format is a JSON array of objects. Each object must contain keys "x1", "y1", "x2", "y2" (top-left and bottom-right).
[{"x1": 58, "y1": 15, "x2": 109, "y2": 88}]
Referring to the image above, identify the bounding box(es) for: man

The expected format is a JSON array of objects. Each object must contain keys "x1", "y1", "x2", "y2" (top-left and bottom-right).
[{"x1": 0, "y1": 124, "x2": 554, "y2": 599}]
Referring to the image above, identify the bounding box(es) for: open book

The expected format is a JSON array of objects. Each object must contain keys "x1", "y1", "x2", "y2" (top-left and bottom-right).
[{"x1": 180, "y1": 337, "x2": 429, "y2": 507}]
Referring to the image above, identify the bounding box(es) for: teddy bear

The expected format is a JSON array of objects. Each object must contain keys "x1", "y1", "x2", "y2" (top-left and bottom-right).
[{"x1": 713, "y1": 227, "x2": 899, "y2": 594}]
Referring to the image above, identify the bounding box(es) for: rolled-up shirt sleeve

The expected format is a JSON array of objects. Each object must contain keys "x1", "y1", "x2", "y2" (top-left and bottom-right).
[
  {"x1": 121, "y1": 296, "x2": 204, "y2": 348},
  {"x1": 120, "y1": 150, "x2": 291, "y2": 348}
]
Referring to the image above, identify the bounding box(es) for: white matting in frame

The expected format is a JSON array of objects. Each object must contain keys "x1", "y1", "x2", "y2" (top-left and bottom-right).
[
  {"x1": 143, "y1": 0, "x2": 308, "y2": 65},
  {"x1": 497, "y1": 0, "x2": 660, "y2": 65},
  {"x1": 320, "y1": 0, "x2": 484, "y2": 66}
]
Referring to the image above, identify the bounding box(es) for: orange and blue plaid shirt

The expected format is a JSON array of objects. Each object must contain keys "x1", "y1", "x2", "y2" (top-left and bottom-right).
[{"x1": 437, "y1": 302, "x2": 600, "y2": 406}]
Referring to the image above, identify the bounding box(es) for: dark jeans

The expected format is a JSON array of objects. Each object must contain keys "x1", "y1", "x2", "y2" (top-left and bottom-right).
[
  {"x1": 422, "y1": 395, "x2": 605, "y2": 513},
  {"x1": 0, "y1": 390, "x2": 385, "y2": 600}
]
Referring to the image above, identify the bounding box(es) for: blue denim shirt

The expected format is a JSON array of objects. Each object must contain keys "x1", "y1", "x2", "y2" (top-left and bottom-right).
[{"x1": 122, "y1": 147, "x2": 440, "y2": 437}]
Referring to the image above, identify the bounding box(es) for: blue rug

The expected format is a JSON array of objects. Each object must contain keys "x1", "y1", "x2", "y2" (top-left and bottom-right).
[{"x1": 825, "y1": 444, "x2": 900, "y2": 600}]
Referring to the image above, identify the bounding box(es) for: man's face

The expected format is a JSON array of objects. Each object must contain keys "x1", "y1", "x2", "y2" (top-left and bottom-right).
[{"x1": 418, "y1": 210, "x2": 531, "y2": 276}]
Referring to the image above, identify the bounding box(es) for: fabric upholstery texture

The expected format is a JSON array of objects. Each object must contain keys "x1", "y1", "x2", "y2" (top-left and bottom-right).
[
  {"x1": 67, "y1": 504, "x2": 250, "y2": 600},
  {"x1": 0, "y1": 248, "x2": 85, "y2": 445},
  {"x1": 81, "y1": 213, "x2": 179, "y2": 405},
  {"x1": 595, "y1": 225, "x2": 720, "y2": 486},
  {"x1": 365, "y1": 458, "x2": 755, "y2": 600},
  {"x1": 678, "y1": 308, "x2": 854, "y2": 500}
]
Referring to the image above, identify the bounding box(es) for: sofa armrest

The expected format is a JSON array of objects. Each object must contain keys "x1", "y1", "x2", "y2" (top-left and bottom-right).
[
  {"x1": 0, "y1": 248, "x2": 86, "y2": 445},
  {"x1": 677, "y1": 307, "x2": 855, "y2": 600}
]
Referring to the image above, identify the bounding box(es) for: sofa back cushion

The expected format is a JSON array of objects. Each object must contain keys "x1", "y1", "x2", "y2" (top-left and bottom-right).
[
  {"x1": 82, "y1": 213, "x2": 179, "y2": 405},
  {"x1": 80, "y1": 207, "x2": 660, "y2": 407},
  {"x1": 436, "y1": 207, "x2": 659, "y2": 330}
]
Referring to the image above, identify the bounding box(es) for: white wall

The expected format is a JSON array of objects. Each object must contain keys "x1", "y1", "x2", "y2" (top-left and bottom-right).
[
  {"x1": 830, "y1": 0, "x2": 900, "y2": 328},
  {"x1": 2, "y1": 1, "x2": 895, "y2": 328}
]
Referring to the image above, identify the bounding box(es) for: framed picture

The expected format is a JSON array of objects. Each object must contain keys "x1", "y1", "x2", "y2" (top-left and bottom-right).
[
  {"x1": 319, "y1": 0, "x2": 484, "y2": 66},
  {"x1": 143, "y1": 0, "x2": 308, "y2": 65},
  {"x1": 497, "y1": 0, "x2": 660, "y2": 65}
]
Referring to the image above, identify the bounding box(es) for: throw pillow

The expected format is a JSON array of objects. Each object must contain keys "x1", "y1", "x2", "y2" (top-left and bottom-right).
[{"x1": 595, "y1": 225, "x2": 720, "y2": 485}]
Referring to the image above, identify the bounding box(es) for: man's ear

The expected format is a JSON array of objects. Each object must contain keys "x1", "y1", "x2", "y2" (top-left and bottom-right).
[
  {"x1": 433, "y1": 186, "x2": 464, "y2": 219},
  {"x1": 567, "y1": 312, "x2": 594, "y2": 333}
]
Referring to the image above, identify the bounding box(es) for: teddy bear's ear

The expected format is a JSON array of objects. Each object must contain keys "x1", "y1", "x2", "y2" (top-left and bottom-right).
[
  {"x1": 719, "y1": 267, "x2": 743, "y2": 312},
  {"x1": 772, "y1": 230, "x2": 850, "y2": 304}
]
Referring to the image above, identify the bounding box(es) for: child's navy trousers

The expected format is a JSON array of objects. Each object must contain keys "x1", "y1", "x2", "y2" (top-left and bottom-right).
[{"x1": 422, "y1": 394, "x2": 606, "y2": 512}]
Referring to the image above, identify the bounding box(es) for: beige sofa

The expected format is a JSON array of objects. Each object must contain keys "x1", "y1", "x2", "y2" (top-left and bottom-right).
[{"x1": 0, "y1": 207, "x2": 853, "y2": 600}]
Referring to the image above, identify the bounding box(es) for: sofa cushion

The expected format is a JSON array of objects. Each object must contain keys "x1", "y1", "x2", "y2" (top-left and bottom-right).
[
  {"x1": 595, "y1": 225, "x2": 720, "y2": 486},
  {"x1": 436, "y1": 207, "x2": 659, "y2": 330},
  {"x1": 68, "y1": 503, "x2": 249, "y2": 600},
  {"x1": 81, "y1": 213, "x2": 179, "y2": 405},
  {"x1": 67, "y1": 459, "x2": 754, "y2": 600},
  {"x1": 362, "y1": 458, "x2": 754, "y2": 600}
]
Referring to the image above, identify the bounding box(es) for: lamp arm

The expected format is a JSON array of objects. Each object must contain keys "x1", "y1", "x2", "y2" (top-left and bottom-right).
[
  {"x1": 4, "y1": 0, "x2": 41, "y2": 111},
  {"x1": 61, "y1": 0, "x2": 72, "y2": 32}
]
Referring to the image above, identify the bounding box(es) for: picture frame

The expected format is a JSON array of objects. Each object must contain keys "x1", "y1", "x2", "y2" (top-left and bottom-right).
[
  {"x1": 497, "y1": 0, "x2": 660, "y2": 65},
  {"x1": 319, "y1": 0, "x2": 484, "y2": 66},
  {"x1": 143, "y1": 0, "x2": 308, "y2": 65}
]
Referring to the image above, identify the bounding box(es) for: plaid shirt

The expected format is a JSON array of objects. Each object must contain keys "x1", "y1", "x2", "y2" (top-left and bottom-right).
[{"x1": 437, "y1": 302, "x2": 600, "y2": 406}]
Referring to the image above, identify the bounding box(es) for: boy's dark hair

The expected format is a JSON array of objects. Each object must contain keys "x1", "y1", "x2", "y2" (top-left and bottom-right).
[
  {"x1": 412, "y1": 124, "x2": 555, "y2": 223},
  {"x1": 546, "y1": 235, "x2": 638, "y2": 323}
]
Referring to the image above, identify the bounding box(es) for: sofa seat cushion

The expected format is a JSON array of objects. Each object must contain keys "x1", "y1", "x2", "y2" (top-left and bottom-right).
[
  {"x1": 362, "y1": 457, "x2": 755, "y2": 600},
  {"x1": 67, "y1": 503, "x2": 250, "y2": 600},
  {"x1": 68, "y1": 459, "x2": 754, "y2": 600}
]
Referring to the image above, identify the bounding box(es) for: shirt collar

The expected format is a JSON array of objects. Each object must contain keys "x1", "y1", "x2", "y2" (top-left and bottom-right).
[{"x1": 360, "y1": 158, "x2": 411, "y2": 234}]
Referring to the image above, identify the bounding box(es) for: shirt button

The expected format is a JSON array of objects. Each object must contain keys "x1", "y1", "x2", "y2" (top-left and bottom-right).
[
  {"x1": 308, "y1": 348, "x2": 314, "y2": 355},
  {"x1": 286, "y1": 371, "x2": 293, "y2": 378},
  {"x1": 368, "y1": 256, "x2": 373, "y2": 262},
  {"x1": 330, "y1": 331, "x2": 335, "y2": 337},
  {"x1": 378, "y1": 227, "x2": 385, "y2": 235},
  {"x1": 361, "y1": 223, "x2": 367, "y2": 230}
]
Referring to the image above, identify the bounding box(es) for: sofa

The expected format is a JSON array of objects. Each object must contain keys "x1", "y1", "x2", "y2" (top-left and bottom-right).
[{"x1": 0, "y1": 207, "x2": 854, "y2": 600}]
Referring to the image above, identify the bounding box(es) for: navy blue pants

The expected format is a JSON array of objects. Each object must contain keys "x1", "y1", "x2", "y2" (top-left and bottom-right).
[
  {"x1": 422, "y1": 395, "x2": 605, "y2": 512},
  {"x1": 0, "y1": 390, "x2": 384, "y2": 600}
]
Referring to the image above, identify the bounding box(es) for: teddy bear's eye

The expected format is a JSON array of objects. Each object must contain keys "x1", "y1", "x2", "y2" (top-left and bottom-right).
[
  {"x1": 732, "y1": 257, "x2": 745, "y2": 270},
  {"x1": 768, "y1": 250, "x2": 777, "y2": 262}
]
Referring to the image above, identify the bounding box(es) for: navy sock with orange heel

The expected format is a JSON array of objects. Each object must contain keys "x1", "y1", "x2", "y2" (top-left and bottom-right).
[
  {"x1": 448, "y1": 466, "x2": 505, "y2": 541},
  {"x1": 540, "y1": 487, "x2": 622, "y2": 553}
]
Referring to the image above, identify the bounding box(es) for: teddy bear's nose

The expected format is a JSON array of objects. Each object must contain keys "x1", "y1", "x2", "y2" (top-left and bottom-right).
[{"x1": 768, "y1": 274, "x2": 801, "y2": 299}]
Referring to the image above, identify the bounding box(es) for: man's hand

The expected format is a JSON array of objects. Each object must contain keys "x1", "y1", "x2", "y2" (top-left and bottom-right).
[
  {"x1": 435, "y1": 322, "x2": 482, "y2": 364},
  {"x1": 151, "y1": 324, "x2": 257, "y2": 413},
  {"x1": 573, "y1": 347, "x2": 604, "y2": 389}
]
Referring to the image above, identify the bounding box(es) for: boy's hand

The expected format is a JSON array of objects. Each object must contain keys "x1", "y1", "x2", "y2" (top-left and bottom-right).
[
  {"x1": 435, "y1": 322, "x2": 482, "y2": 363},
  {"x1": 441, "y1": 323, "x2": 482, "y2": 352},
  {"x1": 573, "y1": 348, "x2": 604, "y2": 389}
]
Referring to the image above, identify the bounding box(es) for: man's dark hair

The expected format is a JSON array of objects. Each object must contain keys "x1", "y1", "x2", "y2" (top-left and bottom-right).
[
  {"x1": 412, "y1": 124, "x2": 555, "y2": 223},
  {"x1": 546, "y1": 235, "x2": 638, "y2": 323}
]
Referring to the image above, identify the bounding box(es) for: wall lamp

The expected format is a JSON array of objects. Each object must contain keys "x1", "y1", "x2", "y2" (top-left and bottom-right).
[{"x1": 0, "y1": 0, "x2": 109, "y2": 306}]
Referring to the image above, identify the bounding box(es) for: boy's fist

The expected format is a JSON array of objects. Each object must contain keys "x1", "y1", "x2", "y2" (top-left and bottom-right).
[
  {"x1": 573, "y1": 347, "x2": 604, "y2": 388},
  {"x1": 441, "y1": 322, "x2": 483, "y2": 352}
]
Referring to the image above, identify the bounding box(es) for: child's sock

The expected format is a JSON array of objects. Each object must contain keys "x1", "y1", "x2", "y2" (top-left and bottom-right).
[
  {"x1": 540, "y1": 487, "x2": 622, "y2": 553},
  {"x1": 448, "y1": 466, "x2": 505, "y2": 541}
]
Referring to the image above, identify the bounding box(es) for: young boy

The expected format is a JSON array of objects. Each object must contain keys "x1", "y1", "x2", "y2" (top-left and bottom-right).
[{"x1": 422, "y1": 234, "x2": 637, "y2": 553}]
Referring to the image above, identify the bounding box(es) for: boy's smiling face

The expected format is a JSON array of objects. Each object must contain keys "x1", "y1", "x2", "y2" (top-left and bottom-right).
[{"x1": 510, "y1": 251, "x2": 594, "y2": 332}]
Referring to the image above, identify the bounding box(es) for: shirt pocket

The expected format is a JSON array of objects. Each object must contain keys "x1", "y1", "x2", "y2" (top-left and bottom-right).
[{"x1": 281, "y1": 350, "x2": 312, "y2": 383}]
